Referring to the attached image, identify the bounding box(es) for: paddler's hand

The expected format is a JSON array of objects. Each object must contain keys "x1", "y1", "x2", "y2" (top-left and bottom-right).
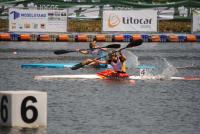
[
  {"x1": 76, "y1": 48, "x2": 80, "y2": 52},
  {"x1": 93, "y1": 59, "x2": 98, "y2": 62},
  {"x1": 95, "y1": 45, "x2": 100, "y2": 49},
  {"x1": 119, "y1": 49, "x2": 122, "y2": 55}
]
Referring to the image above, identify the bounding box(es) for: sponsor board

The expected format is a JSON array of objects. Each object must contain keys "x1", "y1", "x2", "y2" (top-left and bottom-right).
[
  {"x1": 192, "y1": 11, "x2": 200, "y2": 32},
  {"x1": 103, "y1": 10, "x2": 157, "y2": 32},
  {"x1": 9, "y1": 8, "x2": 67, "y2": 32}
]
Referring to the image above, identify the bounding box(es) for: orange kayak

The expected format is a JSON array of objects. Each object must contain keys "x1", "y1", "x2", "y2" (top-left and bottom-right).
[{"x1": 97, "y1": 69, "x2": 129, "y2": 80}]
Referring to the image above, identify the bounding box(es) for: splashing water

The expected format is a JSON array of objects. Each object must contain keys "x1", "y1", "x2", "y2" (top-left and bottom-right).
[
  {"x1": 124, "y1": 50, "x2": 140, "y2": 68},
  {"x1": 160, "y1": 58, "x2": 178, "y2": 77},
  {"x1": 148, "y1": 56, "x2": 178, "y2": 78},
  {"x1": 120, "y1": 51, "x2": 178, "y2": 79}
]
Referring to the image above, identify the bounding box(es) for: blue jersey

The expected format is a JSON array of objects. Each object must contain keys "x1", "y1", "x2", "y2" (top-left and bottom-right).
[
  {"x1": 88, "y1": 49, "x2": 106, "y2": 61},
  {"x1": 88, "y1": 49, "x2": 107, "y2": 68}
]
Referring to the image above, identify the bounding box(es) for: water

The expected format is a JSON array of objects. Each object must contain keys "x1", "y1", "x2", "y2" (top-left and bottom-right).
[{"x1": 0, "y1": 42, "x2": 200, "y2": 134}]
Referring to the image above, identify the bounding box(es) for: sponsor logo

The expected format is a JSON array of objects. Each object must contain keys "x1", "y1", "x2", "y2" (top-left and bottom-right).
[
  {"x1": 122, "y1": 17, "x2": 152, "y2": 25},
  {"x1": 61, "y1": 12, "x2": 66, "y2": 16},
  {"x1": 21, "y1": 13, "x2": 46, "y2": 18},
  {"x1": 107, "y1": 12, "x2": 153, "y2": 29},
  {"x1": 10, "y1": 10, "x2": 47, "y2": 19},
  {"x1": 40, "y1": 23, "x2": 46, "y2": 29},
  {"x1": 18, "y1": 24, "x2": 23, "y2": 29},
  {"x1": 108, "y1": 13, "x2": 120, "y2": 28},
  {"x1": 48, "y1": 13, "x2": 54, "y2": 16},
  {"x1": 11, "y1": 23, "x2": 16, "y2": 29},
  {"x1": 24, "y1": 23, "x2": 31, "y2": 28},
  {"x1": 10, "y1": 11, "x2": 20, "y2": 19},
  {"x1": 33, "y1": 24, "x2": 38, "y2": 29}
]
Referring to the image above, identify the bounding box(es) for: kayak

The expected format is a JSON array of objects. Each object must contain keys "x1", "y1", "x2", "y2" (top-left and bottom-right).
[
  {"x1": 96, "y1": 69, "x2": 129, "y2": 80},
  {"x1": 34, "y1": 67, "x2": 200, "y2": 81},
  {"x1": 21, "y1": 63, "x2": 108, "y2": 68},
  {"x1": 21, "y1": 63, "x2": 76, "y2": 68},
  {"x1": 21, "y1": 63, "x2": 155, "y2": 69},
  {"x1": 34, "y1": 74, "x2": 200, "y2": 81}
]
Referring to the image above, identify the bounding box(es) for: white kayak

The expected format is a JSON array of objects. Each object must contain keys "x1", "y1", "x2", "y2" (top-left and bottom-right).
[{"x1": 34, "y1": 74, "x2": 200, "y2": 81}]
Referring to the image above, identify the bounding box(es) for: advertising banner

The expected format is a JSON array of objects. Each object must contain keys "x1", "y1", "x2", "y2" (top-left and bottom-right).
[
  {"x1": 9, "y1": 8, "x2": 67, "y2": 32},
  {"x1": 103, "y1": 10, "x2": 157, "y2": 32},
  {"x1": 192, "y1": 11, "x2": 200, "y2": 32}
]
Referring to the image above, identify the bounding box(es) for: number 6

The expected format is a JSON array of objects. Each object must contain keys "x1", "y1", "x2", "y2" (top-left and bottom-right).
[
  {"x1": 1, "y1": 96, "x2": 8, "y2": 122},
  {"x1": 21, "y1": 96, "x2": 38, "y2": 123}
]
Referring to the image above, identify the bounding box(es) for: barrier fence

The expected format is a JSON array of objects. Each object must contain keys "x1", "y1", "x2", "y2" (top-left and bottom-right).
[{"x1": 0, "y1": 33, "x2": 199, "y2": 42}]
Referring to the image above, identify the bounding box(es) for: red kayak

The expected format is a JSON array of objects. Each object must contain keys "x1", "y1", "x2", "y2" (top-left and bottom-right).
[{"x1": 97, "y1": 69, "x2": 129, "y2": 80}]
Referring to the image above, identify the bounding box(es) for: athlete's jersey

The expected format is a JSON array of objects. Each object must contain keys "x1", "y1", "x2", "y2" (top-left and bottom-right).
[
  {"x1": 88, "y1": 49, "x2": 106, "y2": 60},
  {"x1": 110, "y1": 58, "x2": 126, "y2": 72},
  {"x1": 88, "y1": 49, "x2": 100, "y2": 57}
]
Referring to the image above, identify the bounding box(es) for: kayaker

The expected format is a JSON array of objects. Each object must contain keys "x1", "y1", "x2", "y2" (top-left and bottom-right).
[
  {"x1": 76, "y1": 40, "x2": 107, "y2": 56},
  {"x1": 107, "y1": 50, "x2": 127, "y2": 73},
  {"x1": 96, "y1": 50, "x2": 129, "y2": 79},
  {"x1": 76, "y1": 40, "x2": 108, "y2": 67}
]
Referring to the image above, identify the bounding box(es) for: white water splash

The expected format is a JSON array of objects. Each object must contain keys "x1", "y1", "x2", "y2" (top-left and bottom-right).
[
  {"x1": 124, "y1": 50, "x2": 140, "y2": 68},
  {"x1": 122, "y1": 52, "x2": 178, "y2": 79},
  {"x1": 149, "y1": 56, "x2": 178, "y2": 78},
  {"x1": 160, "y1": 58, "x2": 178, "y2": 77}
]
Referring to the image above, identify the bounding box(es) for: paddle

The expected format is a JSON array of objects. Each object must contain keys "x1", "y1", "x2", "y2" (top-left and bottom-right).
[
  {"x1": 71, "y1": 39, "x2": 143, "y2": 70},
  {"x1": 54, "y1": 44, "x2": 121, "y2": 55}
]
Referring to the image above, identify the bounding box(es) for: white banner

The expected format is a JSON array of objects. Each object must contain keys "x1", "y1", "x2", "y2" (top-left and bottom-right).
[
  {"x1": 103, "y1": 10, "x2": 157, "y2": 32},
  {"x1": 192, "y1": 11, "x2": 200, "y2": 32},
  {"x1": 9, "y1": 8, "x2": 67, "y2": 32}
]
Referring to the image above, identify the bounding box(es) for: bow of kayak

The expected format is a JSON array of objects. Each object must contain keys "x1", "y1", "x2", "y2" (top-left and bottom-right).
[
  {"x1": 34, "y1": 74, "x2": 101, "y2": 80},
  {"x1": 21, "y1": 63, "x2": 81, "y2": 68}
]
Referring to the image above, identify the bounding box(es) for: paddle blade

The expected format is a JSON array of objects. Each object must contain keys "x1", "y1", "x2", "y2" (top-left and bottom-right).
[
  {"x1": 54, "y1": 50, "x2": 76, "y2": 55},
  {"x1": 105, "y1": 44, "x2": 121, "y2": 48},
  {"x1": 127, "y1": 39, "x2": 143, "y2": 48},
  {"x1": 71, "y1": 63, "x2": 85, "y2": 70}
]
